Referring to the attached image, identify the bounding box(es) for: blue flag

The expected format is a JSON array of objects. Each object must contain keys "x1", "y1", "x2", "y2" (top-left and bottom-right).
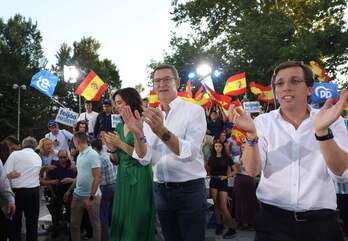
[
  {"x1": 310, "y1": 82, "x2": 338, "y2": 104},
  {"x1": 30, "y1": 70, "x2": 58, "y2": 97}
]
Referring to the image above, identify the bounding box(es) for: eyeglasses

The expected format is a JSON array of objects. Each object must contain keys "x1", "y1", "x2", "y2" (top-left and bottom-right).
[
  {"x1": 153, "y1": 77, "x2": 176, "y2": 85},
  {"x1": 273, "y1": 78, "x2": 305, "y2": 88}
]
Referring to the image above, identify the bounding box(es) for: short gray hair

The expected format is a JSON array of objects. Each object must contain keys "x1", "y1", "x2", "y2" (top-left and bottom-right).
[{"x1": 22, "y1": 136, "x2": 38, "y2": 149}]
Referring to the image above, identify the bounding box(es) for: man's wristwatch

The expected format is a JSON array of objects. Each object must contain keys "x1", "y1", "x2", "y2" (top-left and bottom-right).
[
  {"x1": 107, "y1": 149, "x2": 117, "y2": 154},
  {"x1": 161, "y1": 130, "x2": 172, "y2": 142},
  {"x1": 315, "y1": 128, "x2": 334, "y2": 141}
]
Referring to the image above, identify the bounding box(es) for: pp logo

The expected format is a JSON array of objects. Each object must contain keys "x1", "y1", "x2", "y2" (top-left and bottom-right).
[
  {"x1": 315, "y1": 86, "x2": 332, "y2": 99},
  {"x1": 36, "y1": 77, "x2": 51, "y2": 92}
]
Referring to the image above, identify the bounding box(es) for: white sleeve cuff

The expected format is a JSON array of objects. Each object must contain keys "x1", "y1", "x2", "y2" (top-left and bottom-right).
[
  {"x1": 176, "y1": 138, "x2": 192, "y2": 159},
  {"x1": 329, "y1": 168, "x2": 348, "y2": 183},
  {"x1": 132, "y1": 147, "x2": 152, "y2": 166}
]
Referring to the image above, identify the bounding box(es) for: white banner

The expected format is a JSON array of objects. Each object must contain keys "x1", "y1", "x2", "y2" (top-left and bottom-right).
[
  {"x1": 243, "y1": 101, "x2": 261, "y2": 113},
  {"x1": 55, "y1": 108, "x2": 79, "y2": 127}
]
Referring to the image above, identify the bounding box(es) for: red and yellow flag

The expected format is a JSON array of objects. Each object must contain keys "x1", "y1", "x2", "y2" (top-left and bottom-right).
[
  {"x1": 223, "y1": 72, "x2": 247, "y2": 96},
  {"x1": 204, "y1": 84, "x2": 231, "y2": 111},
  {"x1": 250, "y1": 82, "x2": 274, "y2": 103},
  {"x1": 194, "y1": 86, "x2": 212, "y2": 109},
  {"x1": 148, "y1": 90, "x2": 160, "y2": 108},
  {"x1": 185, "y1": 80, "x2": 192, "y2": 98},
  {"x1": 178, "y1": 91, "x2": 196, "y2": 104},
  {"x1": 231, "y1": 127, "x2": 246, "y2": 146},
  {"x1": 309, "y1": 61, "x2": 330, "y2": 82},
  {"x1": 75, "y1": 71, "x2": 108, "y2": 101}
]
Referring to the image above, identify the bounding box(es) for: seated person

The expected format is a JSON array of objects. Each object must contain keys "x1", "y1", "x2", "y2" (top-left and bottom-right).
[{"x1": 42, "y1": 149, "x2": 76, "y2": 236}]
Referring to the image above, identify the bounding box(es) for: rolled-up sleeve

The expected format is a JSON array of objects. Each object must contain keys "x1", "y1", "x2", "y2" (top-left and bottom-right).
[
  {"x1": 132, "y1": 123, "x2": 153, "y2": 166},
  {"x1": 0, "y1": 162, "x2": 15, "y2": 204},
  {"x1": 176, "y1": 106, "x2": 207, "y2": 160}
]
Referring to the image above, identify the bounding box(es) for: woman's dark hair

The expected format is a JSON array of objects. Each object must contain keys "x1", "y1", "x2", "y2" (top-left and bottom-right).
[
  {"x1": 207, "y1": 140, "x2": 230, "y2": 169},
  {"x1": 75, "y1": 120, "x2": 88, "y2": 133},
  {"x1": 0, "y1": 142, "x2": 10, "y2": 164},
  {"x1": 90, "y1": 139, "x2": 103, "y2": 152},
  {"x1": 112, "y1": 87, "x2": 144, "y2": 115}
]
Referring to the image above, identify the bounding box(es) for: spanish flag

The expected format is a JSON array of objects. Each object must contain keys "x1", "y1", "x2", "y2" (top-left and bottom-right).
[
  {"x1": 223, "y1": 72, "x2": 247, "y2": 96},
  {"x1": 148, "y1": 90, "x2": 160, "y2": 108},
  {"x1": 75, "y1": 71, "x2": 107, "y2": 101},
  {"x1": 194, "y1": 86, "x2": 212, "y2": 109},
  {"x1": 204, "y1": 84, "x2": 231, "y2": 111},
  {"x1": 250, "y1": 82, "x2": 274, "y2": 103},
  {"x1": 231, "y1": 127, "x2": 246, "y2": 146},
  {"x1": 309, "y1": 61, "x2": 331, "y2": 82},
  {"x1": 178, "y1": 91, "x2": 196, "y2": 104},
  {"x1": 185, "y1": 80, "x2": 192, "y2": 98}
]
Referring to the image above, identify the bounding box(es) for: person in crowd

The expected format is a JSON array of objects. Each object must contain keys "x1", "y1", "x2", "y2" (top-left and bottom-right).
[
  {"x1": 0, "y1": 144, "x2": 15, "y2": 241},
  {"x1": 37, "y1": 138, "x2": 57, "y2": 167},
  {"x1": 142, "y1": 97, "x2": 149, "y2": 108},
  {"x1": 229, "y1": 60, "x2": 348, "y2": 241},
  {"x1": 94, "y1": 99, "x2": 113, "y2": 139},
  {"x1": 45, "y1": 120, "x2": 73, "y2": 158},
  {"x1": 218, "y1": 131, "x2": 232, "y2": 157},
  {"x1": 2, "y1": 136, "x2": 20, "y2": 153},
  {"x1": 103, "y1": 87, "x2": 155, "y2": 241},
  {"x1": 232, "y1": 143, "x2": 258, "y2": 230},
  {"x1": 91, "y1": 139, "x2": 116, "y2": 241},
  {"x1": 77, "y1": 101, "x2": 99, "y2": 137},
  {"x1": 202, "y1": 133, "x2": 214, "y2": 164},
  {"x1": 207, "y1": 110, "x2": 225, "y2": 138},
  {"x1": 64, "y1": 132, "x2": 101, "y2": 241},
  {"x1": 123, "y1": 64, "x2": 207, "y2": 241},
  {"x1": 206, "y1": 140, "x2": 236, "y2": 239},
  {"x1": 43, "y1": 149, "x2": 76, "y2": 238},
  {"x1": 4, "y1": 136, "x2": 42, "y2": 241}
]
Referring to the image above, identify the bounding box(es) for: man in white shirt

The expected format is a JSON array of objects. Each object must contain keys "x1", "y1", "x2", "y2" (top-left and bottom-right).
[
  {"x1": 45, "y1": 120, "x2": 73, "y2": 157},
  {"x1": 4, "y1": 136, "x2": 42, "y2": 241},
  {"x1": 122, "y1": 64, "x2": 207, "y2": 241},
  {"x1": 77, "y1": 101, "x2": 99, "y2": 137},
  {"x1": 229, "y1": 61, "x2": 348, "y2": 241}
]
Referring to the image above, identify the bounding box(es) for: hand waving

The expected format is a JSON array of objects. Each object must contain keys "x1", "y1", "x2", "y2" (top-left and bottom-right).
[
  {"x1": 314, "y1": 90, "x2": 348, "y2": 134},
  {"x1": 228, "y1": 106, "x2": 256, "y2": 134},
  {"x1": 121, "y1": 106, "x2": 143, "y2": 137}
]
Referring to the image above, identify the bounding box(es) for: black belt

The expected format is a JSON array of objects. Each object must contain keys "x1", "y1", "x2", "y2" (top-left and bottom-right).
[
  {"x1": 156, "y1": 178, "x2": 204, "y2": 189},
  {"x1": 261, "y1": 202, "x2": 338, "y2": 222}
]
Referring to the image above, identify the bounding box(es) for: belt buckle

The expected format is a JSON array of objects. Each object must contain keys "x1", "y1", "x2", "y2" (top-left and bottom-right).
[{"x1": 294, "y1": 212, "x2": 306, "y2": 222}]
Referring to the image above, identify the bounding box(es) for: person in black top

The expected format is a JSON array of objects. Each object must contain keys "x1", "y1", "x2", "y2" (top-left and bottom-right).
[
  {"x1": 94, "y1": 99, "x2": 113, "y2": 138},
  {"x1": 206, "y1": 140, "x2": 236, "y2": 239}
]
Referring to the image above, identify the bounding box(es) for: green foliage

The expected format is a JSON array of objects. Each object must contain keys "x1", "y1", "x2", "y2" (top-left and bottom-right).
[
  {"x1": 0, "y1": 14, "x2": 49, "y2": 140},
  {"x1": 166, "y1": 0, "x2": 348, "y2": 91}
]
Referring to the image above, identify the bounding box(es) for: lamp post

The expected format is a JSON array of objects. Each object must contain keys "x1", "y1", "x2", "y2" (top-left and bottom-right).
[{"x1": 13, "y1": 84, "x2": 27, "y2": 140}]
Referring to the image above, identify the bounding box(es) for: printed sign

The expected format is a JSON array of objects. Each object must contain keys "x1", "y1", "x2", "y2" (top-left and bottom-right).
[
  {"x1": 243, "y1": 101, "x2": 261, "y2": 113},
  {"x1": 310, "y1": 82, "x2": 338, "y2": 104},
  {"x1": 55, "y1": 108, "x2": 79, "y2": 127}
]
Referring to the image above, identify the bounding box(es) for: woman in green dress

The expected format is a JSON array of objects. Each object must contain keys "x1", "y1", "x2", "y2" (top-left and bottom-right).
[{"x1": 104, "y1": 87, "x2": 155, "y2": 241}]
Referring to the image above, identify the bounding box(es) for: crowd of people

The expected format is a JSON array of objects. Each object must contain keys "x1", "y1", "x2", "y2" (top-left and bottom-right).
[{"x1": 0, "y1": 62, "x2": 348, "y2": 241}]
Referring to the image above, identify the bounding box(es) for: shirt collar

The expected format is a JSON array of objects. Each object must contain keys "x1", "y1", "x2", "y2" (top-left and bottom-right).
[
  {"x1": 80, "y1": 146, "x2": 91, "y2": 155},
  {"x1": 159, "y1": 96, "x2": 181, "y2": 111},
  {"x1": 273, "y1": 105, "x2": 315, "y2": 120}
]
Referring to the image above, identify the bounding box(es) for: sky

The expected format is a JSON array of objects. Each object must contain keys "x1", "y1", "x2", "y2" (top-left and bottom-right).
[{"x1": 0, "y1": 0, "x2": 179, "y2": 96}]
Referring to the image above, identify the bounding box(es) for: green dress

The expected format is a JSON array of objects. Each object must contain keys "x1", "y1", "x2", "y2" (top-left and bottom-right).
[{"x1": 110, "y1": 123, "x2": 155, "y2": 241}]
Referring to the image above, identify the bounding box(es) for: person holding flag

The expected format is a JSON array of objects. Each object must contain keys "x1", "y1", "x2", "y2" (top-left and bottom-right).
[{"x1": 228, "y1": 61, "x2": 348, "y2": 241}]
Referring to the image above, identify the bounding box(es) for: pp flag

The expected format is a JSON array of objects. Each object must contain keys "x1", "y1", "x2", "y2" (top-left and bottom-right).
[
  {"x1": 310, "y1": 82, "x2": 338, "y2": 104},
  {"x1": 75, "y1": 71, "x2": 108, "y2": 101},
  {"x1": 30, "y1": 70, "x2": 58, "y2": 97}
]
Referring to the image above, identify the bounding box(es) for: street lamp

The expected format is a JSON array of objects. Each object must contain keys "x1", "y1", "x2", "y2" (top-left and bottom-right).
[
  {"x1": 13, "y1": 84, "x2": 26, "y2": 140},
  {"x1": 64, "y1": 65, "x2": 82, "y2": 114}
]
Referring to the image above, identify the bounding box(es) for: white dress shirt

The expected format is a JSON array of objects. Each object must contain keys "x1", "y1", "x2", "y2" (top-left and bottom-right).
[
  {"x1": 255, "y1": 107, "x2": 348, "y2": 211},
  {"x1": 4, "y1": 148, "x2": 42, "y2": 188},
  {"x1": 133, "y1": 97, "x2": 207, "y2": 183},
  {"x1": 45, "y1": 129, "x2": 73, "y2": 155},
  {"x1": 77, "y1": 111, "x2": 99, "y2": 134}
]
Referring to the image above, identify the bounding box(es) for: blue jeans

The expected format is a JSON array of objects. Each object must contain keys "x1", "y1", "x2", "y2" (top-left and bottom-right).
[{"x1": 155, "y1": 178, "x2": 207, "y2": 241}]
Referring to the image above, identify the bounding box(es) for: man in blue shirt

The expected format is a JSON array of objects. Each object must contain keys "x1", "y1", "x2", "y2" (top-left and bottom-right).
[{"x1": 65, "y1": 132, "x2": 101, "y2": 241}]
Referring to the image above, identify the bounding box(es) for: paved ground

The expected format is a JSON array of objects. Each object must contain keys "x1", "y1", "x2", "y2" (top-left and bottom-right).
[{"x1": 37, "y1": 198, "x2": 255, "y2": 241}]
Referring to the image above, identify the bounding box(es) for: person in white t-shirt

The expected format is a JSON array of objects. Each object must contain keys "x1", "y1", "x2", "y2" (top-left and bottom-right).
[
  {"x1": 229, "y1": 61, "x2": 348, "y2": 241},
  {"x1": 4, "y1": 136, "x2": 42, "y2": 241},
  {"x1": 77, "y1": 101, "x2": 99, "y2": 137},
  {"x1": 45, "y1": 120, "x2": 73, "y2": 158}
]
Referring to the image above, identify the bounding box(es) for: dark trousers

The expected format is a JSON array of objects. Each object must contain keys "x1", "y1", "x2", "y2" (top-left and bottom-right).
[
  {"x1": 9, "y1": 187, "x2": 40, "y2": 241},
  {"x1": 155, "y1": 178, "x2": 207, "y2": 241},
  {"x1": 337, "y1": 194, "x2": 348, "y2": 227},
  {"x1": 254, "y1": 203, "x2": 344, "y2": 241},
  {"x1": 100, "y1": 184, "x2": 114, "y2": 241},
  {"x1": 0, "y1": 210, "x2": 9, "y2": 241},
  {"x1": 47, "y1": 187, "x2": 71, "y2": 228}
]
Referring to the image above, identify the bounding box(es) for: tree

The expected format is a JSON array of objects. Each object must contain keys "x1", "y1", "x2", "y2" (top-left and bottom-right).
[
  {"x1": 0, "y1": 14, "x2": 49, "y2": 140},
  {"x1": 168, "y1": 0, "x2": 348, "y2": 89}
]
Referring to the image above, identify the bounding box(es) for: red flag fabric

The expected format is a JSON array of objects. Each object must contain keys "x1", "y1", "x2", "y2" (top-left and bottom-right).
[{"x1": 223, "y1": 72, "x2": 247, "y2": 96}]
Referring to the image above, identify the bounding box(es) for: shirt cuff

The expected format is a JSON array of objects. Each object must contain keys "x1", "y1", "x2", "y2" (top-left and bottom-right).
[
  {"x1": 176, "y1": 138, "x2": 193, "y2": 159},
  {"x1": 132, "y1": 148, "x2": 151, "y2": 166},
  {"x1": 329, "y1": 168, "x2": 348, "y2": 183}
]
